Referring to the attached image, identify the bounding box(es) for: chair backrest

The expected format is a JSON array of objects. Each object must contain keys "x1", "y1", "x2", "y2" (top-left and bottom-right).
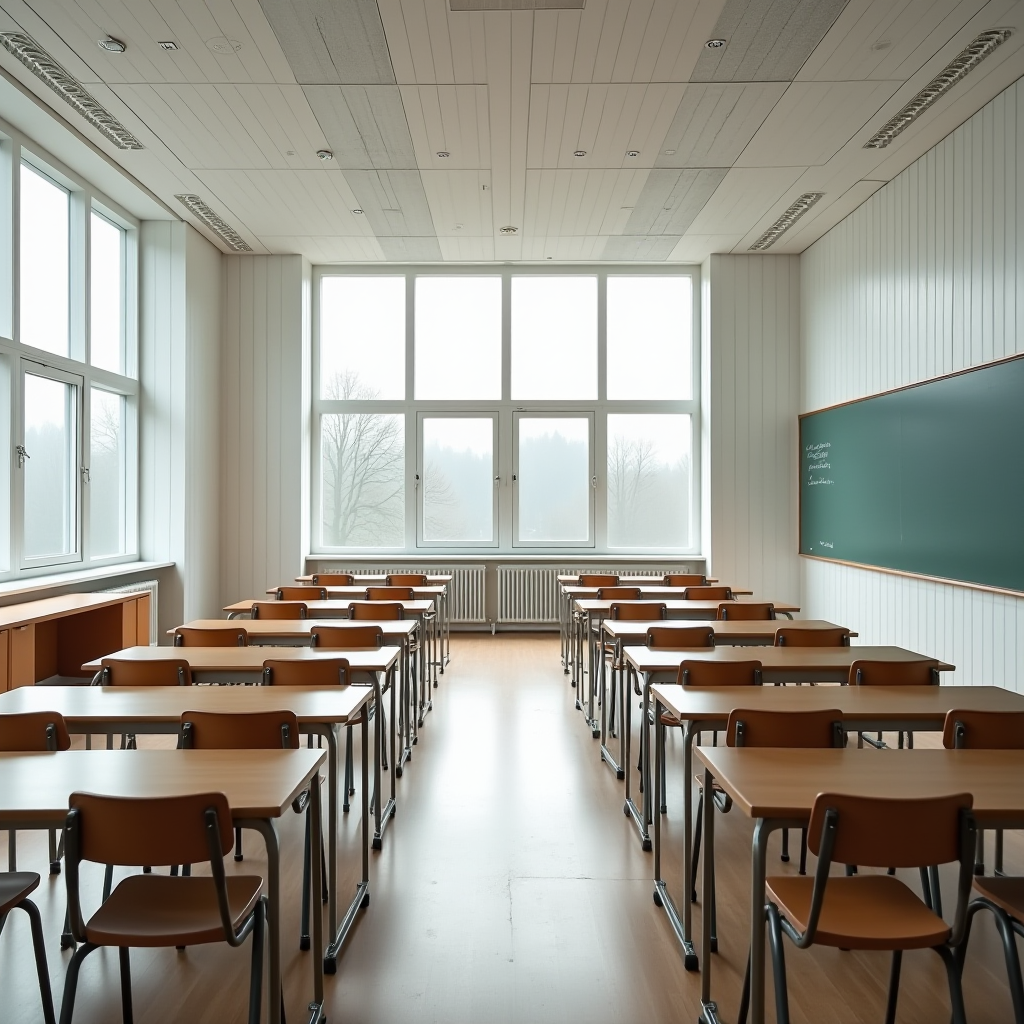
[
  {"x1": 807, "y1": 792, "x2": 972, "y2": 869},
  {"x1": 942, "y1": 710, "x2": 1024, "y2": 749},
  {"x1": 849, "y1": 659, "x2": 939, "y2": 686},
  {"x1": 0, "y1": 711, "x2": 71, "y2": 751},
  {"x1": 310, "y1": 573, "x2": 353, "y2": 586},
  {"x1": 775, "y1": 626, "x2": 851, "y2": 647},
  {"x1": 348, "y1": 602, "x2": 404, "y2": 621},
  {"x1": 387, "y1": 573, "x2": 427, "y2": 587},
  {"x1": 663, "y1": 573, "x2": 706, "y2": 587},
  {"x1": 718, "y1": 602, "x2": 775, "y2": 621},
  {"x1": 596, "y1": 587, "x2": 642, "y2": 600},
  {"x1": 173, "y1": 626, "x2": 247, "y2": 648},
  {"x1": 578, "y1": 574, "x2": 618, "y2": 587},
  {"x1": 311, "y1": 625, "x2": 384, "y2": 649},
  {"x1": 251, "y1": 601, "x2": 307, "y2": 620},
  {"x1": 99, "y1": 658, "x2": 192, "y2": 686},
  {"x1": 678, "y1": 659, "x2": 762, "y2": 686},
  {"x1": 727, "y1": 708, "x2": 844, "y2": 749},
  {"x1": 683, "y1": 586, "x2": 734, "y2": 601},
  {"x1": 366, "y1": 586, "x2": 414, "y2": 601},
  {"x1": 611, "y1": 602, "x2": 666, "y2": 621},
  {"x1": 262, "y1": 658, "x2": 350, "y2": 687},
  {"x1": 277, "y1": 586, "x2": 327, "y2": 601},
  {"x1": 178, "y1": 710, "x2": 299, "y2": 750},
  {"x1": 646, "y1": 625, "x2": 715, "y2": 649}
]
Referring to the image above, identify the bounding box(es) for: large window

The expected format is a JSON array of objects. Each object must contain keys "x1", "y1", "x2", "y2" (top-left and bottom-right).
[
  {"x1": 313, "y1": 268, "x2": 699, "y2": 553},
  {"x1": 0, "y1": 146, "x2": 139, "y2": 579}
]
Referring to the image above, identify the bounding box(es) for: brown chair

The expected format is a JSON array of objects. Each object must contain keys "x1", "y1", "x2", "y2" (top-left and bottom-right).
[
  {"x1": 775, "y1": 626, "x2": 851, "y2": 647},
  {"x1": 749, "y1": 792, "x2": 974, "y2": 1024},
  {"x1": 61, "y1": 791, "x2": 266, "y2": 1024},
  {"x1": 718, "y1": 602, "x2": 775, "y2": 620},
  {"x1": 277, "y1": 586, "x2": 327, "y2": 601},
  {"x1": 663, "y1": 573, "x2": 706, "y2": 587},
  {"x1": 173, "y1": 626, "x2": 248, "y2": 647},
  {"x1": 311, "y1": 626, "x2": 384, "y2": 649},
  {"x1": 959, "y1": 877, "x2": 1024, "y2": 1023},
  {"x1": 310, "y1": 573, "x2": 353, "y2": 586},
  {"x1": 387, "y1": 573, "x2": 427, "y2": 586},
  {"x1": 251, "y1": 601, "x2": 307, "y2": 620},
  {"x1": 596, "y1": 586, "x2": 642, "y2": 600},
  {"x1": 851, "y1": 659, "x2": 940, "y2": 748},
  {"x1": 646, "y1": 626, "x2": 715, "y2": 649},
  {"x1": 578, "y1": 573, "x2": 618, "y2": 587},
  {"x1": 366, "y1": 586, "x2": 414, "y2": 601},
  {"x1": 0, "y1": 872, "x2": 55, "y2": 1023},
  {"x1": 610, "y1": 602, "x2": 666, "y2": 621},
  {"x1": 98, "y1": 659, "x2": 192, "y2": 686},
  {"x1": 349, "y1": 602, "x2": 404, "y2": 620},
  {"x1": 678, "y1": 659, "x2": 762, "y2": 687},
  {"x1": 0, "y1": 712, "x2": 71, "y2": 876},
  {"x1": 683, "y1": 586, "x2": 734, "y2": 601},
  {"x1": 692, "y1": 709, "x2": 846, "y2": 949}
]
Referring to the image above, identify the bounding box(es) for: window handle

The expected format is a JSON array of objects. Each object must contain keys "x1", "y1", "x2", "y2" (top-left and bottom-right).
[
  {"x1": 494, "y1": 475, "x2": 500, "y2": 488},
  {"x1": 15, "y1": 444, "x2": 29, "y2": 468},
  {"x1": 592, "y1": 475, "x2": 597, "y2": 489},
  {"x1": 81, "y1": 467, "x2": 90, "y2": 484}
]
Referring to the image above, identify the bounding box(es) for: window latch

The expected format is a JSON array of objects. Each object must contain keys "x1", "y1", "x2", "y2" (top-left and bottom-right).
[
  {"x1": 81, "y1": 467, "x2": 90, "y2": 483},
  {"x1": 494, "y1": 475, "x2": 500, "y2": 488},
  {"x1": 592, "y1": 475, "x2": 597, "y2": 489},
  {"x1": 15, "y1": 444, "x2": 29, "y2": 468}
]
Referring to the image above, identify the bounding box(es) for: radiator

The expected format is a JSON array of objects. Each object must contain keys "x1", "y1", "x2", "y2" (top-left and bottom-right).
[
  {"x1": 101, "y1": 579, "x2": 159, "y2": 644},
  {"x1": 333, "y1": 566, "x2": 486, "y2": 624},
  {"x1": 497, "y1": 566, "x2": 697, "y2": 623}
]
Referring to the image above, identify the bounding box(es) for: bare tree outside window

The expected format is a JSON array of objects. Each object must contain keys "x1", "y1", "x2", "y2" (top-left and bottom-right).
[
  {"x1": 320, "y1": 371, "x2": 405, "y2": 547},
  {"x1": 90, "y1": 388, "x2": 124, "y2": 557}
]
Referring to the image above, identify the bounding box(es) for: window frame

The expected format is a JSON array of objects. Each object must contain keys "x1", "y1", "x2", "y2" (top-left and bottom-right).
[
  {"x1": 0, "y1": 130, "x2": 140, "y2": 581},
  {"x1": 312, "y1": 264, "x2": 701, "y2": 556}
]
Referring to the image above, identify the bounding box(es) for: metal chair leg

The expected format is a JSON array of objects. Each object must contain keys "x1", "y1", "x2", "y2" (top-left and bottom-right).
[
  {"x1": 798, "y1": 829, "x2": 808, "y2": 875},
  {"x1": 234, "y1": 826, "x2": 243, "y2": 862},
  {"x1": 936, "y1": 944, "x2": 967, "y2": 1024},
  {"x1": 49, "y1": 828, "x2": 60, "y2": 874},
  {"x1": 21, "y1": 899, "x2": 57, "y2": 1024},
  {"x1": 300, "y1": 810, "x2": 311, "y2": 951},
  {"x1": 997, "y1": 829, "x2": 1006, "y2": 875},
  {"x1": 766, "y1": 903, "x2": 791, "y2": 1024},
  {"x1": 738, "y1": 947, "x2": 751, "y2": 1024},
  {"x1": 691, "y1": 791, "x2": 703, "y2": 902},
  {"x1": 102, "y1": 864, "x2": 113, "y2": 902},
  {"x1": 781, "y1": 828, "x2": 790, "y2": 862},
  {"x1": 959, "y1": 899, "x2": 1024, "y2": 1023},
  {"x1": 119, "y1": 947, "x2": 134, "y2": 1024},
  {"x1": 343, "y1": 724, "x2": 354, "y2": 813},
  {"x1": 884, "y1": 949, "x2": 902, "y2": 1024},
  {"x1": 248, "y1": 898, "x2": 266, "y2": 1024},
  {"x1": 59, "y1": 941, "x2": 99, "y2": 1024}
]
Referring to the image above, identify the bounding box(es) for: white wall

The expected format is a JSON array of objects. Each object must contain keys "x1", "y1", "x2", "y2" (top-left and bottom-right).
[
  {"x1": 705, "y1": 254, "x2": 801, "y2": 605},
  {"x1": 221, "y1": 255, "x2": 310, "y2": 603},
  {"x1": 801, "y1": 78, "x2": 1024, "y2": 689}
]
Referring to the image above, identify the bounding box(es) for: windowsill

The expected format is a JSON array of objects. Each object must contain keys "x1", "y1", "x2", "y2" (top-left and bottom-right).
[
  {"x1": 307, "y1": 553, "x2": 707, "y2": 564},
  {"x1": 0, "y1": 560, "x2": 174, "y2": 602}
]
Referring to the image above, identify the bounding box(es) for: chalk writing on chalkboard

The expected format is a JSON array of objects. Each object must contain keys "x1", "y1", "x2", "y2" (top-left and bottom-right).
[{"x1": 805, "y1": 441, "x2": 834, "y2": 485}]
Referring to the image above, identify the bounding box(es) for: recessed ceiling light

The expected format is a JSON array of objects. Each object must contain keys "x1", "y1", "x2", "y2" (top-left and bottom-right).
[
  {"x1": 625, "y1": 150, "x2": 640, "y2": 158},
  {"x1": 546, "y1": 256, "x2": 552, "y2": 260},
  {"x1": 316, "y1": 149, "x2": 334, "y2": 161},
  {"x1": 352, "y1": 209, "x2": 364, "y2": 215},
  {"x1": 437, "y1": 151, "x2": 450, "y2": 158},
  {"x1": 174, "y1": 194, "x2": 252, "y2": 252},
  {"x1": 206, "y1": 36, "x2": 241, "y2": 54},
  {"x1": 157, "y1": 41, "x2": 179, "y2": 51},
  {"x1": 499, "y1": 225, "x2": 518, "y2": 234},
  {"x1": 748, "y1": 192, "x2": 824, "y2": 250},
  {"x1": 98, "y1": 37, "x2": 126, "y2": 53},
  {"x1": 574, "y1": 150, "x2": 586, "y2": 158},
  {"x1": 706, "y1": 38, "x2": 726, "y2": 49},
  {"x1": 663, "y1": 149, "x2": 676, "y2": 155}
]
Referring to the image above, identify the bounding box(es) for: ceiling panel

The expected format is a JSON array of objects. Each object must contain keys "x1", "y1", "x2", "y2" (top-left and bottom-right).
[
  {"x1": 378, "y1": 236, "x2": 443, "y2": 260},
  {"x1": 342, "y1": 168, "x2": 438, "y2": 236},
  {"x1": 377, "y1": 0, "x2": 491, "y2": 84},
  {"x1": 735, "y1": 79, "x2": 900, "y2": 166},
  {"x1": 421, "y1": 169, "x2": 493, "y2": 235},
  {"x1": 691, "y1": 0, "x2": 851, "y2": 82},
  {"x1": 304, "y1": 85, "x2": 418, "y2": 168},
  {"x1": 438, "y1": 235, "x2": 495, "y2": 260},
  {"x1": 668, "y1": 232, "x2": 744, "y2": 259},
  {"x1": 686, "y1": 165, "x2": 805, "y2": 233},
  {"x1": 519, "y1": 234, "x2": 608, "y2": 260},
  {"x1": 600, "y1": 234, "x2": 680, "y2": 259},
  {"x1": 401, "y1": 85, "x2": 491, "y2": 169},
  {"x1": 655, "y1": 82, "x2": 787, "y2": 166},
  {"x1": 260, "y1": 235, "x2": 386, "y2": 260},
  {"x1": 524, "y1": 168, "x2": 650, "y2": 236},
  {"x1": 766, "y1": 177, "x2": 885, "y2": 251},
  {"x1": 624, "y1": 167, "x2": 728, "y2": 234}
]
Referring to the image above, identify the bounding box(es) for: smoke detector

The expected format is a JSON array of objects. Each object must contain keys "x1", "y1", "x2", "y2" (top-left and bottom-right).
[
  {"x1": 499, "y1": 225, "x2": 518, "y2": 235},
  {"x1": 317, "y1": 150, "x2": 334, "y2": 162}
]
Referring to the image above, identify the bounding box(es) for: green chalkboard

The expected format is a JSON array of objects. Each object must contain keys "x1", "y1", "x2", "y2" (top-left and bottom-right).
[{"x1": 800, "y1": 355, "x2": 1024, "y2": 593}]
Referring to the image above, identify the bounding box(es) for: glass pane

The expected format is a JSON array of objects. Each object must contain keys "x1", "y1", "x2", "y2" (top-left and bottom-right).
[
  {"x1": 90, "y1": 388, "x2": 125, "y2": 557},
  {"x1": 20, "y1": 165, "x2": 69, "y2": 356},
  {"x1": 24, "y1": 373, "x2": 77, "y2": 559},
  {"x1": 422, "y1": 418, "x2": 493, "y2": 542},
  {"x1": 415, "y1": 277, "x2": 501, "y2": 400},
  {"x1": 517, "y1": 418, "x2": 589, "y2": 542},
  {"x1": 607, "y1": 414, "x2": 691, "y2": 548},
  {"x1": 511, "y1": 277, "x2": 597, "y2": 400},
  {"x1": 607, "y1": 276, "x2": 692, "y2": 399},
  {"x1": 91, "y1": 213, "x2": 123, "y2": 373},
  {"x1": 0, "y1": 358, "x2": 9, "y2": 572},
  {"x1": 321, "y1": 413, "x2": 405, "y2": 547},
  {"x1": 320, "y1": 277, "x2": 405, "y2": 400}
]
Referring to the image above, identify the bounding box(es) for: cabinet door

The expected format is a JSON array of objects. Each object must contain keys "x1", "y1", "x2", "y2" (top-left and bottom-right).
[
  {"x1": 10, "y1": 624, "x2": 35, "y2": 686},
  {"x1": 122, "y1": 600, "x2": 137, "y2": 648},
  {"x1": 136, "y1": 594, "x2": 151, "y2": 646},
  {"x1": 0, "y1": 629, "x2": 8, "y2": 692}
]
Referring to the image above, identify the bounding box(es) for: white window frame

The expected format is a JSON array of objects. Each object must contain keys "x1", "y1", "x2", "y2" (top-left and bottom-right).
[{"x1": 311, "y1": 264, "x2": 701, "y2": 556}]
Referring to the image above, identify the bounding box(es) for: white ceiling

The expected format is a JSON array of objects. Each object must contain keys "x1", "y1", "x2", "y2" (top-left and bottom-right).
[{"x1": 0, "y1": 0, "x2": 1021, "y2": 263}]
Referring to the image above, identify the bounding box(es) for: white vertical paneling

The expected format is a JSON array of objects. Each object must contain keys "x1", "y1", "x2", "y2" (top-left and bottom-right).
[
  {"x1": 707, "y1": 253, "x2": 801, "y2": 606},
  {"x1": 801, "y1": 77, "x2": 1024, "y2": 690},
  {"x1": 221, "y1": 255, "x2": 306, "y2": 603}
]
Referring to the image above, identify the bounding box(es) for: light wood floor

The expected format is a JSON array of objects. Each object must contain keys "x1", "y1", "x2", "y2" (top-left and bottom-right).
[{"x1": 2, "y1": 634, "x2": 1021, "y2": 1022}]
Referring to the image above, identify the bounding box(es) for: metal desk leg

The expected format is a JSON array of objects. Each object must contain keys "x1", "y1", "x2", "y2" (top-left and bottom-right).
[
  {"x1": 398, "y1": 635, "x2": 411, "y2": 776},
  {"x1": 307, "y1": 773, "x2": 325, "y2": 1022},
  {"x1": 641, "y1": 671, "x2": 653, "y2": 837},
  {"x1": 623, "y1": 664, "x2": 651, "y2": 850},
  {"x1": 700, "y1": 766, "x2": 720, "y2": 1024},
  {"x1": 600, "y1": 633, "x2": 623, "y2": 777},
  {"x1": 748, "y1": 819, "x2": 773, "y2": 1024},
  {"x1": 373, "y1": 665, "x2": 397, "y2": 850},
  {"x1": 243, "y1": 818, "x2": 284, "y2": 1024}
]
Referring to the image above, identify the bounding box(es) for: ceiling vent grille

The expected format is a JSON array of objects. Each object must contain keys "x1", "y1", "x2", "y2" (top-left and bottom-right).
[
  {"x1": 174, "y1": 195, "x2": 252, "y2": 252},
  {"x1": 864, "y1": 29, "x2": 1012, "y2": 149},
  {"x1": 749, "y1": 192, "x2": 824, "y2": 251},
  {"x1": 450, "y1": 0, "x2": 585, "y2": 9},
  {"x1": 0, "y1": 33, "x2": 144, "y2": 150}
]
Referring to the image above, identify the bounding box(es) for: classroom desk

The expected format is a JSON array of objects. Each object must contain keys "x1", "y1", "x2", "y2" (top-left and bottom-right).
[
  {"x1": 172, "y1": 618, "x2": 421, "y2": 769},
  {"x1": 0, "y1": 592, "x2": 151, "y2": 689},
  {"x1": 649, "y1": 682, "x2": 1021, "y2": 978},
  {"x1": 691, "y1": 746, "x2": 1024, "y2": 1024},
  {"x1": 594, "y1": 620, "x2": 855, "y2": 777},
  {"x1": 621, "y1": 645, "x2": 951, "y2": 851},
  {"x1": 0, "y1": 748, "x2": 324, "y2": 1024},
  {"x1": 84, "y1": 646, "x2": 400, "y2": 851},
  {"x1": 0, "y1": 682, "x2": 374, "y2": 975}
]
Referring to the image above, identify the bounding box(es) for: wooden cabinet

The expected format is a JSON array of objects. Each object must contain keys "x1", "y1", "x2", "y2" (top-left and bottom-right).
[
  {"x1": 136, "y1": 594, "x2": 151, "y2": 646},
  {"x1": 10, "y1": 624, "x2": 34, "y2": 687},
  {"x1": 0, "y1": 629, "x2": 7, "y2": 692}
]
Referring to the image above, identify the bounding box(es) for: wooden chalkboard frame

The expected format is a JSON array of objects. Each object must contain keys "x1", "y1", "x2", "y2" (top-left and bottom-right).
[{"x1": 798, "y1": 351, "x2": 1024, "y2": 599}]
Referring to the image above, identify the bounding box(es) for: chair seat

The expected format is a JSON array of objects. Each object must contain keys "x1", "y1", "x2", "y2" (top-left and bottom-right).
[
  {"x1": 85, "y1": 874, "x2": 263, "y2": 946},
  {"x1": 972, "y1": 875, "x2": 1024, "y2": 920},
  {"x1": 0, "y1": 871, "x2": 40, "y2": 916},
  {"x1": 766, "y1": 874, "x2": 950, "y2": 950}
]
